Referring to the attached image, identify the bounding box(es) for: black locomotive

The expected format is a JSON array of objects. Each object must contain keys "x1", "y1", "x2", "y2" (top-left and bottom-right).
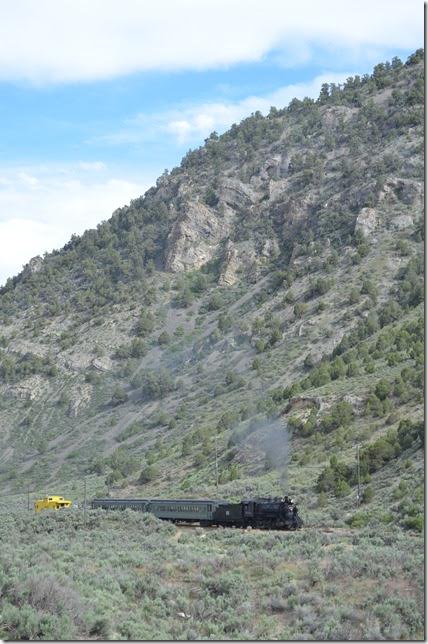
[{"x1": 91, "y1": 495, "x2": 302, "y2": 530}]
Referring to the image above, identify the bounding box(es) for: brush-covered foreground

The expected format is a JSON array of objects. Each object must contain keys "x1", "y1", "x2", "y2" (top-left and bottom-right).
[{"x1": 0, "y1": 509, "x2": 424, "y2": 641}]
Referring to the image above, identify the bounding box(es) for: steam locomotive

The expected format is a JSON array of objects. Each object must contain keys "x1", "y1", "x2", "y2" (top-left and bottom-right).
[{"x1": 91, "y1": 496, "x2": 303, "y2": 530}]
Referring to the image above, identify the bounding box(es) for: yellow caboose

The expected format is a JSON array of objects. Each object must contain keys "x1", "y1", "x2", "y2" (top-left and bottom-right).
[{"x1": 34, "y1": 495, "x2": 72, "y2": 512}]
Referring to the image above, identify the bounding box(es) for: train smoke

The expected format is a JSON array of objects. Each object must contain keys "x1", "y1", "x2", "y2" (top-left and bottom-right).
[{"x1": 263, "y1": 418, "x2": 289, "y2": 492}]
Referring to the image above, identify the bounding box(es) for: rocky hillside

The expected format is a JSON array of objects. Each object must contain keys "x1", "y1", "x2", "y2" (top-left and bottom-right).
[{"x1": 0, "y1": 50, "x2": 423, "y2": 531}]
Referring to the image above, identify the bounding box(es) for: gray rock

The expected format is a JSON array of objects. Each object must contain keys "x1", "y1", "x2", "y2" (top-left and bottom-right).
[
  {"x1": 390, "y1": 214, "x2": 414, "y2": 230},
  {"x1": 22, "y1": 256, "x2": 43, "y2": 276},
  {"x1": 8, "y1": 375, "x2": 48, "y2": 401},
  {"x1": 165, "y1": 200, "x2": 233, "y2": 272},
  {"x1": 67, "y1": 384, "x2": 93, "y2": 417},
  {"x1": 218, "y1": 240, "x2": 258, "y2": 286},
  {"x1": 342, "y1": 394, "x2": 365, "y2": 412},
  {"x1": 355, "y1": 208, "x2": 378, "y2": 237},
  {"x1": 261, "y1": 238, "x2": 280, "y2": 258},
  {"x1": 92, "y1": 356, "x2": 113, "y2": 372}
]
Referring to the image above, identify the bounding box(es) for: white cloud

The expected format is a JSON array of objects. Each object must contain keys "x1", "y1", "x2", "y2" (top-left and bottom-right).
[
  {"x1": 0, "y1": 164, "x2": 156, "y2": 285},
  {"x1": 0, "y1": 0, "x2": 422, "y2": 84},
  {"x1": 99, "y1": 71, "x2": 354, "y2": 146},
  {"x1": 77, "y1": 161, "x2": 107, "y2": 172}
]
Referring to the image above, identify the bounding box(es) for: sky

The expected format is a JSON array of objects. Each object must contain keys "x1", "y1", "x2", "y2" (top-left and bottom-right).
[{"x1": 0, "y1": 0, "x2": 424, "y2": 284}]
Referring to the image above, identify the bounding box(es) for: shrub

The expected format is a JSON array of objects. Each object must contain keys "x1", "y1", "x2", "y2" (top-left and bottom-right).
[
  {"x1": 304, "y1": 353, "x2": 316, "y2": 369},
  {"x1": 255, "y1": 339, "x2": 267, "y2": 353},
  {"x1": 346, "y1": 361, "x2": 359, "y2": 377},
  {"x1": 360, "y1": 431, "x2": 400, "y2": 474},
  {"x1": 318, "y1": 491, "x2": 328, "y2": 507},
  {"x1": 175, "y1": 287, "x2": 193, "y2": 308},
  {"x1": 403, "y1": 514, "x2": 423, "y2": 532},
  {"x1": 138, "y1": 464, "x2": 159, "y2": 484},
  {"x1": 134, "y1": 369, "x2": 176, "y2": 400},
  {"x1": 378, "y1": 301, "x2": 402, "y2": 327},
  {"x1": 105, "y1": 469, "x2": 122, "y2": 485},
  {"x1": 294, "y1": 303, "x2": 308, "y2": 318},
  {"x1": 317, "y1": 455, "x2": 353, "y2": 495},
  {"x1": 309, "y1": 363, "x2": 331, "y2": 387},
  {"x1": 193, "y1": 451, "x2": 206, "y2": 467},
  {"x1": 218, "y1": 313, "x2": 232, "y2": 332},
  {"x1": 157, "y1": 331, "x2": 170, "y2": 345},
  {"x1": 375, "y1": 379, "x2": 392, "y2": 401},
  {"x1": 348, "y1": 288, "x2": 360, "y2": 304},
  {"x1": 361, "y1": 279, "x2": 378, "y2": 299},
  {"x1": 108, "y1": 447, "x2": 139, "y2": 477},
  {"x1": 320, "y1": 401, "x2": 354, "y2": 432},
  {"x1": 397, "y1": 418, "x2": 424, "y2": 449},
  {"x1": 217, "y1": 410, "x2": 239, "y2": 430},
  {"x1": 308, "y1": 277, "x2": 333, "y2": 298},
  {"x1": 204, "y1": 187, "x2": 219, "y2": 207},
  {"x1": 130, "y1": 338, "x2": 147, "y2": 358},
  {"x1": 362, "y1": 485, "x2": 374, "y2": 503},
  {"x1": 284, "y1": 290, "x2": 296, "y2": 304},
  {"x1": 330, "y1": 357, "x2": 346, "y2": 380},
  {"x1": 335, "y1": 479, "x2": 351, "y2": 497},
  {"x1": 135, "y1": 311, "x2": 155, "y2": 337},
  {"x1": 111, "y1": 386, "x2": 128, "y2": 406},
  {"x1": 207, "y1": 292, "x2": 224, "y2": 311},
  {"x1": 365, "y1": 393, "x2": 384, "y2": 417},
  {"x1": 347, "y1": 511, "x2": 370, "y2": 528},
  {"x1": 316, "y1": 300, "x2": 327, "y2": 312}
]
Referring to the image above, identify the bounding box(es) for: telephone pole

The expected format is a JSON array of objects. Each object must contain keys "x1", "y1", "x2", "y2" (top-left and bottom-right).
[
  {"x1": 215, "y1": 434, "x2": 219, "y2": 492},
  {"x1": 83, "y1": 476, "x2": 87, "y2": 527},
  {"x1": 356, "y1": 444, "x2": 361, "y2": 507}
]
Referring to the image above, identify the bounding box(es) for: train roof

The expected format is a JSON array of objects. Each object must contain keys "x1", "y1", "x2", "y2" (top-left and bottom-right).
[{"x1": 92, "y1": 498, "x2": 226, "y2": 503}]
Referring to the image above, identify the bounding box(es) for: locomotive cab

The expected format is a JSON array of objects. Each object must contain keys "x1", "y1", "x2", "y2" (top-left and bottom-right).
[{"x1": 243, "y1": 500, "x2": 255, "y2": 518}]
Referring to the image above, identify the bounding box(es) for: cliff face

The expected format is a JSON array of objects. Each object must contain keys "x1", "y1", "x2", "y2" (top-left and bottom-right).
[
  {"x1": 164, "y1": 199, "x2": 233, "y2": 272},
  {"x1": 0, "y1": 53, "x2": 423, "y2": 514}
]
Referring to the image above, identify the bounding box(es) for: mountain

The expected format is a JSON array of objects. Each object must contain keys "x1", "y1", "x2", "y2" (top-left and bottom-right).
[{"x1": 0, "y1": 50, "x2": 423, "y2": 533}]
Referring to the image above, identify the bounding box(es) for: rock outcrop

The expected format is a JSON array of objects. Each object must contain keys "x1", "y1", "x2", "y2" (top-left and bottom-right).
[
  {"x1": 218, "y1": 241, "x2": 259, "y2": 286},
  {"x1": 8, "y1": 375, "x2": 48, "y2": 401},
  {"x1": 22, "y1": 256, "x2": 43, "y2": 277},
  {"x1": 391, "y1": 214, "x2": 414, "y2": 230},
  {"x1": 91, "y1": 356, "x2": 113, "y2": 372},
  {"x1": 165, "y1": 200, "x2": 233, "y2": 272},
  {"x1": 67, "y1": 384, "x2": 93, "y2": 417},
  {"x1": 355, "y1": 207, "x2": 378, "y2": 237}
]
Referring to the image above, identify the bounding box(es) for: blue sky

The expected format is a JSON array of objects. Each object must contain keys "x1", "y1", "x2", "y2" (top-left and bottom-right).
[{"x1": 0, "y1": 0, "x2": 423, "y2": 284}]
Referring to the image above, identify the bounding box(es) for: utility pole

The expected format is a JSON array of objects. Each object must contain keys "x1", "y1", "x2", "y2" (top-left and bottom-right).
[
  {"x1": 27, "y1": 487, "x2": 30, "y2": 512},
  {"x1": 215, "y1": 434, "x2": 219, "y2": 492},
  {"x1": 83, "y1": 476, "x2": 87, "y2": 528},
  {"x1": 356, "y1": 444, "x2": 361, "y2": 507}
]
